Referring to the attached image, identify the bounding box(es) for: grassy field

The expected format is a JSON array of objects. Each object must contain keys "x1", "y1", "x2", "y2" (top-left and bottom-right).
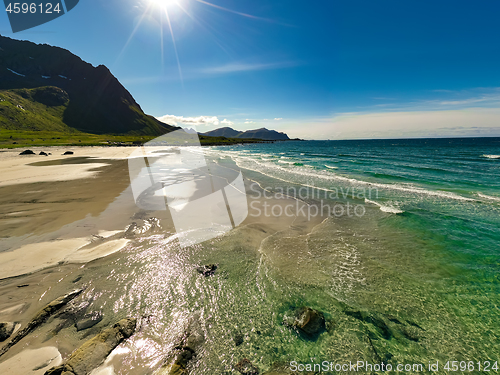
[{"x1": 0, "y1": 130, "x2": 268, "y2": 149}]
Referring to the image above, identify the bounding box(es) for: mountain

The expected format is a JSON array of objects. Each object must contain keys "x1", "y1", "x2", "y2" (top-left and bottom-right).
[
  {"x1": 203, "y1": 127, "x2": 241, "y2": 138},
  {"x1": 203, "y1": 127, "x2": 290, "y2": 140},
  {"x1": 0, "y1": 35, "x2": 178, "y2": 135}
]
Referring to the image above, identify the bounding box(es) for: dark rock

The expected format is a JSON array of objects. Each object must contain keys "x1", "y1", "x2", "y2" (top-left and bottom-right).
[
  {"x1": 0, "y1": 322, "x2": 15, "y2": 342},
  {"x1": 399, "y1": 325, "x2": 420, "y2": 342},
  {"x1": 0, "y1": 289, "x2": 83, "y2": 358},
  {"x1": 63, "y1": 151, "x2": 74, "y2": 155},
  {"x1": 196, "y1": 264, "x2": 217, "y2": 277},
  {"x1": 345, "y1": 309, "x2": 423, "y2": 342},
  {"x1": 406, "y1": 320, "x2": 425, "y2": 330},
  {"x1": 155, "y1": 314, "x2": 204, "y2": 375},
  {"x1": 75, "y1": 311, "x2": 103, "y2": 331},
  {"x1": 17, "y1": 284, "x2": 29, "y2": 288},
  {"x1": 283, "y1": 307, "x2": 326, "y2": 339},
  {"x1": 235, "y1": 358, "x2": 259, "y2": 375},
  {"x1": 233, "y1": 331, "x2": 244, "y2": 346},
  {"x1": 39, "y1": 151, "x2": 48, "y2": 156},
  {"x1": 44, "y1": 318, "x2": 136, "y2": 375},
  {"x1": 19, "y1": 149, "x2": 35, "y2": 155},
  {"x1": 345, "y1": 310, "x2": 394, "y2": 339}
]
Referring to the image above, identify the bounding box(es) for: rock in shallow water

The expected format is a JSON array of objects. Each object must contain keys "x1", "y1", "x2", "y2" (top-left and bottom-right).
[
  {"x1": 235, "y1": 358, "x2": 259, "y2": 375},
  {"x1": 0, "y1": 289, "x2": 83, "y2": 358},
  {"x1": 154, "y1": 314, "x2": 205, "y2": 375},
  {"x1": 283, "y1": 306, "x2": 326, "y2": 339},
  {"x1": 44, "y1": 318, "x2": 136, "y2": 375},
  {"x1": 0, "y1": 322, "x2": 15, "y2": 342},
  {"x1": 75, "y1": 311, "x2": 103, "y2": 331},
  {"x1": 196, "y1": 264, "x2": 217, "y2": 277}
]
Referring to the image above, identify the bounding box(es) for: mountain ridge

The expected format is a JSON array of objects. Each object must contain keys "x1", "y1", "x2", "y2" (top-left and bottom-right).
[
  {"x1": 0, "y1": 35, "x2": 179, "y2": 135},
  {"x1": 203, "y1": 126, "x2": 290, "y2": 140}
]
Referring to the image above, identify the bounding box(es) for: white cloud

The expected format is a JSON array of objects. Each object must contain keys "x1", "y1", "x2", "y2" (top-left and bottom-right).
[
  {"x1": 199, "y1": 61, "x2": 299, "y2": 75},
  {"x1": 274, "y1": 118, "x2": 283, "y2": 121},
  {"x1": 244, "y1": 121, "x2": 255, "y2": 124},
  {"x1": 221, "y1": 119, "x2": 234, "y2": 126},
  {"x1": 157, "y1": 114, "x2": 221, "y2": 127}
]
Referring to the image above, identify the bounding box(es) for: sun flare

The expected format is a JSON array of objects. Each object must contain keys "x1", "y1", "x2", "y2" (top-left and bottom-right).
[{"x1": 148, "y1": 0, "x2": 179, "y2": 9}]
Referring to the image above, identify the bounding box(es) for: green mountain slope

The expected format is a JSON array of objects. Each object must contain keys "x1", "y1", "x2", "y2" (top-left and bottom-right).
[{"x1": 0, "y1": 35, "x2": 178, "y2": 136}]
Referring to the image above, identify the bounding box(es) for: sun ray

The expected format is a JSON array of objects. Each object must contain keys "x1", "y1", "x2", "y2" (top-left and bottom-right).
[
  {"x1": 163, "y1": 7, "x2": 184, "y2": 85},
  {"x1": 160, "y1": 10, "x2": 165, "y2": 74},
  {"x1": 194, "y1": 0, "x2": 277, "y2": 23},
  {"x1": 175, "y1": 2, "x2": 232, "y2": 56},
  {"x1": 114, "y1": 2, "x2": 154, "y2": 67}
]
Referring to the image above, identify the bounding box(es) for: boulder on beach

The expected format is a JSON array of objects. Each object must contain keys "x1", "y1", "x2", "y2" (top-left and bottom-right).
[
  {"x1": 63, "y1": 151, "x2": 74, "y2": 155},
  {"x1": 19, "y1": 149, "x2": 35, "y2": 155},
  {"x1": 39, "y1": 151, "x2": 48, "y2": 156},
  {"x1": 283, "y1": 306, "x2": 326, "y2": 339},
  {"x1": 0, "y1": 322, "x2": 15, "y2": 342},
  {"x1": 44, "y1": 318, "x2": 136, "y2": 375}
]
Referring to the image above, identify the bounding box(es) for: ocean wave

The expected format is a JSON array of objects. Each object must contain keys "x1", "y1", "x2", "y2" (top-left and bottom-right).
[
  {"x1": 226, "y1": 153, "x2": 474, "y2": 202},
  {"x1": 477, "y1": 193, "x2": 500, "y2": 202},
  {"x1": 365, "y1": 199, "x2": 404, "y2": 214},
  {"x1": 482, "y1": 155, "x2": 500, "y2": 159},
  {"x1": 325, "y1": 164, "x2": 338, "y2": 169}
]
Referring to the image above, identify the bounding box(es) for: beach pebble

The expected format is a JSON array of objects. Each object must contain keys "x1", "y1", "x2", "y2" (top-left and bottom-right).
[
  {"x1": 0, "y1": 322, "x2": 15, "y2": 342},
  {"x1": 63, "y1": 151, "x2": 74, "y2": 155}
]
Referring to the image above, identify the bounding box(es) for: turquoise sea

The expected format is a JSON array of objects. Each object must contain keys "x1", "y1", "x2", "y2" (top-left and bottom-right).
[{"x1": 202, "y1": 137, "x2": 500, "y2": 373}]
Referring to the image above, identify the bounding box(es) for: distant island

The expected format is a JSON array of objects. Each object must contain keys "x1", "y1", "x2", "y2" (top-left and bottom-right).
[{"x1": 201, "y1": 127, "x2": 290, "y2": 141}]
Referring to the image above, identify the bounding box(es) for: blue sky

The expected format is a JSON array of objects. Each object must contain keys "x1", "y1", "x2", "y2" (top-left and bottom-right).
[{"x1": 1, "y1": 0, "x2": 500, "y2": 139}]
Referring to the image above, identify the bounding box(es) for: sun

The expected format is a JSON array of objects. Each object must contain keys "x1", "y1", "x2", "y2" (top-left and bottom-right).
[{"x1": 147, "y1": 0, "x2": 180, "y2": 9}]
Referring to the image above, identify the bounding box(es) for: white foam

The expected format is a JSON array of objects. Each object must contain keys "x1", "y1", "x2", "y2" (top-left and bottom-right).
[
  {"x1": 477, "y1": 193, "x2": 500, "y2": 202},
  {"x1": 483, "y1": 154, "x2": 500, "y2": 159},
  {"x1": 325, "y1": 164, "x2": 338, "y2": 169},
  {"x1": 365, "y1": 199, "x2": 404, "y2": 214},
  {"x1": 228, "y1": 152, "x2": 473, "y2": 202}
]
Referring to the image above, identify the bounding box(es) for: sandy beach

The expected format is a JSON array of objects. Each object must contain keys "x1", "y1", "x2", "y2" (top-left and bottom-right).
[{"x1": 0, "y1": 145, "x2": 331, "y2": 374}]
